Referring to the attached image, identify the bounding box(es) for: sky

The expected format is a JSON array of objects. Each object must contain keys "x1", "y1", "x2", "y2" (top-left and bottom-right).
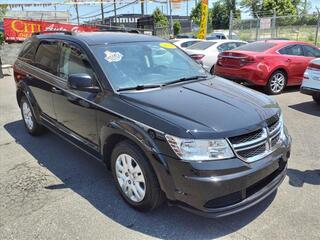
[{"x1": 0, "y1": 0, "x2": 319, "y2": 23}]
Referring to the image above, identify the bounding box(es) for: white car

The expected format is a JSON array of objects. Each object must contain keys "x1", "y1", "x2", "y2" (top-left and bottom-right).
[
  {"x1": 171, "y1": 39, "x2": 203, "y2": 50},
  {"x1": 301, "y1": 58, "x2": 320, "y2": 104},
  {"x1": 185, "y1": 40, "x2": 247, "y2": 73},
  {"x1": 206, "y1": 32, "x2": 240, "y2": 40}
]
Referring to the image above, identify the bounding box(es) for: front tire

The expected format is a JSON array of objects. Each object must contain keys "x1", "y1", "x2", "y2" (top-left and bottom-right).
[
  {"x1": 313, "y1": 93, "x2": 320, "y2": 105},
  {"x1": 20, "y1": 96, "x2": 44, "y2": 135},
  {"x1": 265, "y1": 70, "x2": 287, "y2": 95},
  {"x1": 111, "y1": 140, "x2": 164, "y2": 212}
]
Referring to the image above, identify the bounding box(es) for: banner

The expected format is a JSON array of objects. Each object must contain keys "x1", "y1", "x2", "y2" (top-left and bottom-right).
[
  {"x1": 4, "y1": 18, "x2": 98, "y2": 42},
  {"x1": 197, "y1": 0, "x2": 208, "y2": 39}
]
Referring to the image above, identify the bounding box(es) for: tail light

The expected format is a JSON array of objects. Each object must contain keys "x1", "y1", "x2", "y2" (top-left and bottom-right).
[
  {"x1": 239, "y1": 56, "x2": 256, "y2": 65},
  {"x1": 190, "y1": 54, "x2": 205, "y2": 61},
  {"x1": 308, "y1": 62, "x2": 320, "y2": 71}
]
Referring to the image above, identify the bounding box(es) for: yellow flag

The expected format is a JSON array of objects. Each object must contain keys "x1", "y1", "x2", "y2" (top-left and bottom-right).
[{"x1": 197, "y1": 0, "x2": 208, "y2": 39}]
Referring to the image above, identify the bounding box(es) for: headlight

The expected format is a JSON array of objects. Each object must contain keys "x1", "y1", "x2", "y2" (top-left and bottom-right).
[{"x1": 165, "y1": 135, "x2": 234, "y2": 161}]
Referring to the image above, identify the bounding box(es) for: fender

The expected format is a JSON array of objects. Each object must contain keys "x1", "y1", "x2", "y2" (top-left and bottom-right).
[
  {"x1": 16, "y1": 80, "x2": 42, "y2": 123},
  {"x1": 100, "y1": 118, "x2": 177, "y2": 199}
]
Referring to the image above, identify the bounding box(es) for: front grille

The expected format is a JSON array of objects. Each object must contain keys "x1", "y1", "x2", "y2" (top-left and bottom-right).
[
  {"x1": 228, "y1": 117, "x2": 282, "y2": 162},
  {"x1": 237, "y1": 144, "x2": 266, "y2": 159}
]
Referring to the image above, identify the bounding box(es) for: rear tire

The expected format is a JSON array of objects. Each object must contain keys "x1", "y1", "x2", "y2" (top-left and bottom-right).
[
  {"x1": 313, "y1": 93, "x2": 320, "y2": 105},
  {"x1": 265, "y1": 70, "x2": 287, "y2": 95},
  {"x1": 111, "y1": 140, "x2": 165, "y2": 212},
  {"x1": 20, "y1": 96, "x2": 44, "y2": 136}
]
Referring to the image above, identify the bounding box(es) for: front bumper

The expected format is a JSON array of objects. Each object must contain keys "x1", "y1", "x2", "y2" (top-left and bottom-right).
[{"x1": 155, "y1": 132, "x2": 291, "y2": 218}]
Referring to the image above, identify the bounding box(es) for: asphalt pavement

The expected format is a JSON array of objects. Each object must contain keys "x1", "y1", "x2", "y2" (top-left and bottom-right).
[{"x1": 0, "y1": 75, "x2": 319, "y2": 240}]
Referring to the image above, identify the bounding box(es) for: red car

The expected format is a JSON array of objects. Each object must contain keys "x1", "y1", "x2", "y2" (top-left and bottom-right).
[{"x1": 214, "y1": 40, "x2": 320, "y2": 94}]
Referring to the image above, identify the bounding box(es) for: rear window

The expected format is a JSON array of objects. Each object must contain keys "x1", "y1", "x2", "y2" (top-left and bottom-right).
[
  {"x1": 235, "y1": 42, "x2": 275, "y2": 52},
  {"x1": 187, "y1": 41, "x2": 216, "y2": 50}
]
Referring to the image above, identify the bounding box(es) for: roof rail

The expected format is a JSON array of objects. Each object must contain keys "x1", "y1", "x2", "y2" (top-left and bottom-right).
[{"x1": 32, "y1": 31, "x2": 74, "y2": 36}]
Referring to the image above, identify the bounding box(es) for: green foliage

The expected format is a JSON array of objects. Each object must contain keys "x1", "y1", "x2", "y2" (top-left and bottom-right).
[
  {"x1": 173, "y1": 21, "x2": 182, "y2": 36},
  {"x1": 211, "y1": 1, "x2": 240, "y2": 30},
  {"x1": 190, "y1": 2, "x2": 202, "y2": 26},
  {"x1": 0, "y1": 32, "x2": 3, "y2": 45},
  {"x1": 240, "y1": 0, "x2": 300, "y2": 17},
  {"x1": 0, "y1": 4, "x2": 7, "y2": 20},
  {"x1": 152, "y1": 7, "x2": 168, "y2": 27}
]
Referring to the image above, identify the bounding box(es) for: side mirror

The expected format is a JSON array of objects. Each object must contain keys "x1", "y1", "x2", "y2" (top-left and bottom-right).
[{"x1": 67, "y1": 73, "x2": 100, "y2": 93}]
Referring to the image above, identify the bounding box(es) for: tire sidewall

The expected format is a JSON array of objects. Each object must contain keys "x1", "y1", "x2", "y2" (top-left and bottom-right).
[
  {"x1": 110, "y1": 141, "x2": 156, "y2": 210},
  {"x1": 267, "y1": 70, "x2": 287, "y2": 95},
  {"x1": 20, "y1": 96, "x2": 37, "y2": 134}
]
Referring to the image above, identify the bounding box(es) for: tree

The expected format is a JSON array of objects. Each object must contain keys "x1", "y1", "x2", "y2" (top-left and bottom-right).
[
  {"x1": 211, "y1": 1, "x2": 240, "y2": 29},
  {"x1": 241, "y1": 0, "x2": 299, "y2": 17},
  {"x1": 173, "y1": 21, "x2": 182, "y2": 36},
  {"x1": 0, "y1": 5, "x2": 7, "y2": 45},
  {"x1": 190, "y1": 2, "x2": 202, "y2": 26},
  {"x1": 152, "y1": 7, "x2": 168, "y2": 27}
]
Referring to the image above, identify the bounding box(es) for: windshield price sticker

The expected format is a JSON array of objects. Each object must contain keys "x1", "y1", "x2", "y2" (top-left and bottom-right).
[
  {"x1": 104, "y1": 50, "x2": 123, "y2": 62},
  {"x1": 160, "y1": 42, "x2": 176, "y2": 49}
]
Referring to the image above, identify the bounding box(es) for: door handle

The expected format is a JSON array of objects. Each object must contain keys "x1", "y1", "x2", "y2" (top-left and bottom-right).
[
  {"x1": 286, "y1": 59, "x2": 292, "y2": 62},
  {"x1": 52, "y1": 87, "x2": 62, "y2": 94}
]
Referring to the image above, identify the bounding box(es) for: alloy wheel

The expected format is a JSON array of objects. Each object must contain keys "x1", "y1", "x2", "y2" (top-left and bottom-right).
[
  {"x1": 270, "y1": 72, "x2": 285, "y2": 94},
  {"x1": 115, "y1": 153, "x2": 146, "y2": 202},
  {"x1": 22, "y1": 101, "x2": 34, "y2": 130}
]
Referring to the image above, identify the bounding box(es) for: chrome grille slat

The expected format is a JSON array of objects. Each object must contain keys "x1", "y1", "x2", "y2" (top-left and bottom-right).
[{"x1": 228, "y1": 118, "x2": 282, "y2": 162}]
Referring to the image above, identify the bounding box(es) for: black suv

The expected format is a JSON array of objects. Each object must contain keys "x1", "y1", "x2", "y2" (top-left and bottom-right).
[{"x1": 14, "y1": 32, "x2": 291, "y2": 217}]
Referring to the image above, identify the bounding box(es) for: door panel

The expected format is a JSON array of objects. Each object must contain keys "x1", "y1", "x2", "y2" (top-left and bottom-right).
[
  {"x1": 26, "y1": 40, "x2": 58, "y2": 120},
  {"x1": 52, "y1": 41, "x2": 99, "y2": 147}
]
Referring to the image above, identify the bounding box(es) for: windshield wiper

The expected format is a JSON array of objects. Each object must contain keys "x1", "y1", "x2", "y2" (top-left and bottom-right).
[
  {"x1": 117, "y1": 84, "x2": 161, "y2": 92},
  {"x1": 163, "y1": 75, "x2": 208, "y2": 86}
]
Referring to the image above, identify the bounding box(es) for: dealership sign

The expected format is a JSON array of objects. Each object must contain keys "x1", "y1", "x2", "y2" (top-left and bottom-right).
[{"x1": 3, "y1": 18, "x2": 98, "y2": 41}]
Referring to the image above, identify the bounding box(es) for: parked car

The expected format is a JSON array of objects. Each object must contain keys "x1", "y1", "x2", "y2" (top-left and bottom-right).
[
  {"x1": 300, "y1": 58, "x2": 320, "y2": 104},
  {"x1": 206, "y1": 31, "x2": 240, "y2": 40},
  {"x1": 14, "y1": 31, "x2": 291, "y2": 217},
  {"x1": 171, "y1": 38, "x2": 203, "y2": 50},
  {"x1": 215, "y1": 40, "x2": 320, "y2": 94},
  {"x1": 185, "y1": 40, "x2": 247, "y2": 73},
  {"x1": 175, "y1": 33, "x2": 195, "y2": 39}
]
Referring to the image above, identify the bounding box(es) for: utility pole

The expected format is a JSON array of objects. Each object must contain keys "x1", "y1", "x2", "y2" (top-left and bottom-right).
[
  {"x1": 100, "y1": 0, "x2": 104, "y2": 24},
  {"x1": 229, "y1": 11, "x2": 233, "y2": 39},
  {"x1": 186, "y1": 0, "x2": 188, "y2": 16},
  {"x1": 74, "y1": 0, "x2": 80, "y2": 25},
  {"x1": 169, "y1": 0, "x2": 173, "y2": 34},
  {"x1": 113, "y1": 0, "x2": 117, "y2": 19},
  {"x1": 315, "y1": 7, "x2": 320, "y2": 46},
  {"x1": 145, "y1": 0, "x2": 148, "y2": 15},
  {"x1": 141, "y1": 0, "x2": 144, "y2": 17}
]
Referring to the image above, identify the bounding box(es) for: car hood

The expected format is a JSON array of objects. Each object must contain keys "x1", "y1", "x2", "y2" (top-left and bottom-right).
[{"x1": 119, "y1": 77, "x2": 280, "y2": 139}]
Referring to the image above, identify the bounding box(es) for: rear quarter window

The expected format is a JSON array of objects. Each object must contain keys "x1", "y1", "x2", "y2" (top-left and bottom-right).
[
  {"x1": 235, "y1": 42, "x2": 275, "y2": 52},
  {"x1": 18, "y1": 40, "x2": 37, "y2": 63}
]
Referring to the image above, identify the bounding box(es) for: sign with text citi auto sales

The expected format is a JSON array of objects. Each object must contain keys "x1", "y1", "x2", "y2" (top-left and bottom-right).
[
  {"x1": 197, "y1": 0, "x2": 208, "y2": 39},
  {"x1": 3, "y1": 18, "x2": 98, "y2": 42}
]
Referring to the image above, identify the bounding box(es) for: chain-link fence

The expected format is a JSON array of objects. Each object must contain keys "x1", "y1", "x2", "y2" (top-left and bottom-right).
[{"x1": 232, "y1": 13, "x2": 320, "y2": 46}]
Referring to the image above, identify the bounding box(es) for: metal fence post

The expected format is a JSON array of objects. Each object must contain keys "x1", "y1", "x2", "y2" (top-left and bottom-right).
[
  {"x1": 255, "y1": 14, "x2": 260, "y2": 40},
  {"x1": 229, "y1": 10, "x2": 233, "y2": 39},
  {"x1": 315, "y1": 8, "x2": 320, "y2": 46},
  {"x1": 272, "y1": 10, "x2": 276, "y2": 38},
  {"x1": 0, "y1": 55, "x2": 3, "y2": 79}
]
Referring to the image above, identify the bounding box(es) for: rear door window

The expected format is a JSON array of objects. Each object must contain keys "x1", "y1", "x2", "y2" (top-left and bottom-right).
[
  {"x1": 278, "y1": 45, "x2": 304, "y2": 56},
  {"x1": 34, "y1": 41, "x2": 59, "y2": 75},
  {"x1": 302, "y1": 45, "x2": 320, "y2": 57}
]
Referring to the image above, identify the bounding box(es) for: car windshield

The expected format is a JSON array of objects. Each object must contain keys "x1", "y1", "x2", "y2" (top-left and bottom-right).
[
  {"x1": 187, "y1": 41, "x2": 217, "y2": 50},
  {"x1": 92, "y1": 41, "x2": 209, "y2": 91}
]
